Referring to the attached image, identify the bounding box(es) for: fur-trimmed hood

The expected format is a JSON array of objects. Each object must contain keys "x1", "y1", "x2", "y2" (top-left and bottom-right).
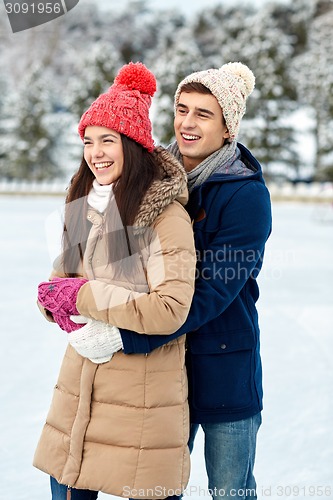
[{"x1": 134, "y1": 146, "x2": 188, "y2": 230}]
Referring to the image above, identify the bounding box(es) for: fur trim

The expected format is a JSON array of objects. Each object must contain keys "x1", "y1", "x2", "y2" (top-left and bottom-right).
[{"x1": 134, "y1": 146, "x2": 188, "y2": 231}]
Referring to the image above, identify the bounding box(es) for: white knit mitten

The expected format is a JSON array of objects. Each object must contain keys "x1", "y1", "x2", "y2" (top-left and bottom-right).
[{"x1": 68, "y1": 315, "x2": 123, "y2": 364}]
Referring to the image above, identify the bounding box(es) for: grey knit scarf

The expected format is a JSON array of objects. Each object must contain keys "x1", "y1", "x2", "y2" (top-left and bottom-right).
[{"x1": 168, "y1": 140, "x2": 238, "y2": 192}]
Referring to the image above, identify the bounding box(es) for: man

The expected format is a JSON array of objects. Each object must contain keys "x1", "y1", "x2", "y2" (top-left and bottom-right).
[
  {"x1": 120, "y1": 62, "x2": 272, "y2": 500},
  {"x1": 68, "y1": 61, "x2": 272, "y2": 499}
]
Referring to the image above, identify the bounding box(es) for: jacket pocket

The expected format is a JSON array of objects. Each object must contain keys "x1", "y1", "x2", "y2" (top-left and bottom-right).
[{"x1": 188, "y1": 329, "x2": 256, "y2": 412}]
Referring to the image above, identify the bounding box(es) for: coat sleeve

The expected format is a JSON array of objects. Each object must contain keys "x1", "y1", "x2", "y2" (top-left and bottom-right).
[
  {"x1": 120, "y1": 180, "x2": 272, "y2": 353},
  {"x1": 76, "y1": 208, "x2": 196, "y2": 334}
]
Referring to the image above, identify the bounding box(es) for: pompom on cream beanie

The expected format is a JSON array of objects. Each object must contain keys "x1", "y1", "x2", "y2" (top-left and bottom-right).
[{"x1": 174, "y1": 62, "x2": 255, "y2": 140}]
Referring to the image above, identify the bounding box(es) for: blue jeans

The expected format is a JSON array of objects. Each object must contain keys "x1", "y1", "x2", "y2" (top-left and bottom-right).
[
  {"x1": 50, "y1": 477, "x2": 98, "y2": 499},
  {"x1": 186, "y1": 413, "x2": 261, "y2": 500}
]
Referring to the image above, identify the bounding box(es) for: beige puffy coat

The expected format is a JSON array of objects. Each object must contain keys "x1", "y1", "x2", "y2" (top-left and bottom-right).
[{"x1": 33, "y1": 148, "x2": 196, "y2": 498}]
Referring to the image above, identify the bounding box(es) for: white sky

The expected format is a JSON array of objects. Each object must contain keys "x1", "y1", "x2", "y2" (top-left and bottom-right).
[
  {"x1": 91, "y1": 0, "x2": 292, "y2": 15},
  {"x1": 147, "y1": 0, "x2": 290, "y2": 14}
]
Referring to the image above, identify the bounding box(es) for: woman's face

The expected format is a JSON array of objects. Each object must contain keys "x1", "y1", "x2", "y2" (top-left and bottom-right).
[{"x1": 83, "y1": 126, "x2": 124, "y2": 185}]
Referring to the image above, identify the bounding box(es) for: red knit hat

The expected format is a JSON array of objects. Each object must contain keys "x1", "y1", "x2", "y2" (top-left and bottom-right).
[{"x1": 78, "y1": 62, "x2": 157, "y2": 152}]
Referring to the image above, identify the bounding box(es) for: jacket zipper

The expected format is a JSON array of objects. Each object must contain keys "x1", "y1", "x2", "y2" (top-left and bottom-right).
[
  {"x1": 88, "y1": 234, "x2": 100, "y2": 280},
  {"x1": 87, "y1": 214, "x2": 105, "y2": 280},
  {"x1": 67, "y1": 486, "x2": 71, "y2": 500}
]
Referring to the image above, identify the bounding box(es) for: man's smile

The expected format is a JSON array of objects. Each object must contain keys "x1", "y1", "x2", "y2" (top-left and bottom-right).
[{"x1": 181, "y1": 133, "x2": 201, "y2": 141}]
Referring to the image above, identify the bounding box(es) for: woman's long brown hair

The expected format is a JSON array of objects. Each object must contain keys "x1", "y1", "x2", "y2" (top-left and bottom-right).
[{"x1": 61, "y1": 135, "x2": 161, "y2": 277}]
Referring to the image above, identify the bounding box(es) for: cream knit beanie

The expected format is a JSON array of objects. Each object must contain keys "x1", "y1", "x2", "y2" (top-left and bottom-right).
[{"x1": 174, "y1": 62, "x2": 255, "y2": 140}]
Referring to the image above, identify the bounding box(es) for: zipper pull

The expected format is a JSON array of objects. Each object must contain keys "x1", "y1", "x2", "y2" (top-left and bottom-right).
[{"x1": 67, "y1": 486, "x2": 71, "y2": 500}]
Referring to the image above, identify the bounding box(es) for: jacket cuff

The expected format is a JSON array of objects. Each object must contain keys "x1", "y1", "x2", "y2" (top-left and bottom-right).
[{"x1": 119, "y1": 328, "x2": 151, "y2": 354}]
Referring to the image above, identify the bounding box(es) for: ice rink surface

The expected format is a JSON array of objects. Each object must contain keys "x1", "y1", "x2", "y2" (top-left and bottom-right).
[{"x1": 1, "y1": 196, "x2": 332, "y2": 500}]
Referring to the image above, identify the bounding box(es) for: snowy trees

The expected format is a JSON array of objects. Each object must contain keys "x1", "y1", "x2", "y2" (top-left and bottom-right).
[
  {"x1": 0, "y1": 78, "x2": 10, "y2": 174},
  {"x1": 0, "y1": 0, "x2": 332, "y2": 181},
  {"x1": 291, "y1": 4, "x2": 333, "y2": 178},
  {"x1": 66, "y1": 43, "x2": 120, "y2": 121},
  {"x1": 148, "y1": 19, "x2": 206, "y2": 144},
  {"x1": 196, "y1": 3, "x2": 301, "y2": 179},
  {"x1": 1, "y1": 66, "x2": 60, "y2": 181}
]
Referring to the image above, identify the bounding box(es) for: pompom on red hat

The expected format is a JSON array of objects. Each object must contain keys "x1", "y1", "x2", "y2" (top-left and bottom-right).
[{"x1": 78, "y1": 62, "x2": 157, "y2": 152}]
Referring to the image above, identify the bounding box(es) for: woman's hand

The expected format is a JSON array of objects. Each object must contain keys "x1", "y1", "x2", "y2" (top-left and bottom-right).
[{"x1": 37, "y1": 277, "x2": 88, "y2": 332}]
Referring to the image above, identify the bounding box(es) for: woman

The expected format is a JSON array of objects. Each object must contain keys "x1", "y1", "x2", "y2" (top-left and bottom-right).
[{"x1": 34, "y1": 62, "x2": 196, "y2": 500}]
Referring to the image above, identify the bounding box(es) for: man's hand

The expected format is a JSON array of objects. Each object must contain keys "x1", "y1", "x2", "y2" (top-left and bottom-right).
[{"x1": 68, "y1": 315, "x2": 124, "y2": 364}]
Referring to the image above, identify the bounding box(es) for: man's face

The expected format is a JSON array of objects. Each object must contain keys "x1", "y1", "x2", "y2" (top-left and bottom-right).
[{"x1": 174, "y1": 91, "x2": 230, "y2": 172}]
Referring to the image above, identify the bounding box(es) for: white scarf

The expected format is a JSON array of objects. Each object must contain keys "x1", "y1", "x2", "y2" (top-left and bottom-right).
[{"x1": 87, "y1": 179, "x2": 113, "y2": 213}]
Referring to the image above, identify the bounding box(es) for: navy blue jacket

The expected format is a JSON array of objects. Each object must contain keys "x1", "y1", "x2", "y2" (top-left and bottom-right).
[{"x1": 120, "y1": 143, "x2": 272, "y2": 423}]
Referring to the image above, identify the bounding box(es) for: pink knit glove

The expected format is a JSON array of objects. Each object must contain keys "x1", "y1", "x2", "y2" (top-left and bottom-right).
[
  {"x1": 52, "y1": 312, "x2": 87, "y2": 333},
  {"x1": 38, "y1": 277, "x2": 88, "y2": 332}
]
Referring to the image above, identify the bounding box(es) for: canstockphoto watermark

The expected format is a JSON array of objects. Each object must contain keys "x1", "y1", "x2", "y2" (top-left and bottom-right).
[
  {"x1": 4, "y1": 0, "x2": 80, "y2": 33},
  {"x1": 184, "y1": 486, "x2": 257, "y2": 498},
  {"x1": 122, "y1": 485, "x2": 257, "y2": 498},
  {"x1": 123, "y1": 484, "x2": 333, "y2": 498},
  {"x1": 123, "y1": 486, "x2": 183, "y2": 498}
]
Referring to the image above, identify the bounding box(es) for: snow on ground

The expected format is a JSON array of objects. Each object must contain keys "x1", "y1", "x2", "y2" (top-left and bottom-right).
[{"x1": 0, "y1": 196, "x2": 332, "y2": 500}]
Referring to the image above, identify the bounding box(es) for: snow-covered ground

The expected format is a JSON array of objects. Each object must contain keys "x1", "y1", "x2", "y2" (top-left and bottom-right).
[{"x1": 0, "y1": 196, "x2": 332, "y2": 500}]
